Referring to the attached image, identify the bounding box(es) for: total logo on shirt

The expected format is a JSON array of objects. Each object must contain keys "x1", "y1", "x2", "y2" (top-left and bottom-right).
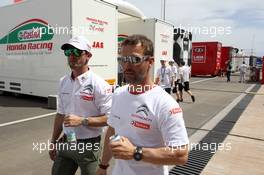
[
  {"x1": 130, "y1": 120, "x2": 150, "y2": 130},
  {"x1": 169, "y1": 107, "x2": 182, "y2": 115}
]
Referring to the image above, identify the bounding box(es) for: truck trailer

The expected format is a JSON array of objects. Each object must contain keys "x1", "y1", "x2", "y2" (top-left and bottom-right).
[
  {"x1": 0, "y1": 0, "x2": 118, "y2": 97},
  {"x1": 191, "y1": 42, "x2": 222, "y2": 76},
  {"x1": 118, "y1": 18, "x2": 174, "y2": 80}
]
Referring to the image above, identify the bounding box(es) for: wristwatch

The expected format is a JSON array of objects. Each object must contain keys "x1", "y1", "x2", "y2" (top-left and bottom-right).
[
  {"x1": 98, "y1": 163, "x2": 109, "y2": 170},
  {"x1": 133, "y1": 146, "x2": 143, "y2": 161},
  {"x1": 81, "y1": 118, "x2": 89, "y2": 126}
]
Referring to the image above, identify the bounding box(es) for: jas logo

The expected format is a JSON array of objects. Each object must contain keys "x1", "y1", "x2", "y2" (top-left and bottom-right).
[
  {"x1": 92, "y1": 41, "x2": 104, "y2": 48},
  {"x1": 136, "y1": 104, "x2": 149, "y2": 117}
]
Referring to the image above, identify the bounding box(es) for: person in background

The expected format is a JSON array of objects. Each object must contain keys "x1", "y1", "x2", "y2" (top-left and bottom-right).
[
  {"x1": 239, "y1": 61, "x2": 248, "y2": 83},
  {"x1": 155, "y1": 58, "x2": 174, "y2": 94},
  {"x1": 226, "y1": 60, "x2": 232, "y2": 82},
  {"x1": 168, "y1": 60, "x2": 180, "y2": 102},
  {"x1": 49, "y1": 36, "x2": 112, "y2": 175},
  {"x1": 178, "y1": 61, "x2": 195, "y2": 103},
  {"x1": 96, "y1": 34, "x2": 189, "y2": 175},
  {"x1": 117, "y1": 59, "x2": 124, "y2": 86}
]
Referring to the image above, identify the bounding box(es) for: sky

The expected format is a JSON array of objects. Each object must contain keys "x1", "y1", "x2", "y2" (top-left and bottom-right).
[
  {"x1": 124, "y1": 0, "x2": 264, "y2": 57},
  {"x1": 1, "y1": 0, "x2": 263, "y2": 56},
  {"x1": 0, "y1": 0, "x2": 11, "y2": 6}
]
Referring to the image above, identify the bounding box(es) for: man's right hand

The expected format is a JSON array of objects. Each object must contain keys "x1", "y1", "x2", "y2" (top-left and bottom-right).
[
  {"x1": 49, "y1": 143, "x2": 57, "y2": 161},
  {"x1": 95, "y1": 168, "x2": 107, "y2": 175}
]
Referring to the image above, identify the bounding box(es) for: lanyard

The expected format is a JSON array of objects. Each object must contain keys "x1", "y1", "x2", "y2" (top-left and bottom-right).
[{"x1": 161, "y1": 67, "x2": 166, "y2": 79}]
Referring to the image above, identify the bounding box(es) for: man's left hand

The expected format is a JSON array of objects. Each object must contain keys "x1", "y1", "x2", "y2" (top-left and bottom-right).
[
  {"x1": 110, "y1": 136, "x2": 135, "y2": 160},
  {"x1": 64, "y1": 114, "x2": 83, "y2": 127}
]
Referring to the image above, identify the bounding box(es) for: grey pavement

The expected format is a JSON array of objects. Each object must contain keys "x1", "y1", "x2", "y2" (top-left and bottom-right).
[
  {"x1": 201, "y1": 84, "x2": 264, "y2": 175},
  {"x1": 0, "y1": 75, "x2": 256, "y2": 175}
]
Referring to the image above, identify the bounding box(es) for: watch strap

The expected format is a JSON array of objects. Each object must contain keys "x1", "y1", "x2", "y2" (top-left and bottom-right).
[{"x1": 98, "y1": 163, "x2": 109, "y2": 170}]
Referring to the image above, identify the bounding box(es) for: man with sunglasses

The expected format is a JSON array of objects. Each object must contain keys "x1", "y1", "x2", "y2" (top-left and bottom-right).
[
  {"x1": 96, "y1": 35, "x2": 189, "y2": 175},
  {"x1": 155, "y1": 58, "x2": 174, "y2": 94},
  {"x1": 50, "y1": 36, "x2": 112, "y2": 175}
]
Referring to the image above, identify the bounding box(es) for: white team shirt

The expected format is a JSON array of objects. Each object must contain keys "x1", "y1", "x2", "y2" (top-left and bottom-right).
[
  {"x1": 156, "y1": 66, "x2": 173, "y2": 88},
  {"x1": 118, "y1": 62, "x2": 123, "y2": 74},
  {"x1": 169, "y1": 65, "x2": 179, "y2": 80},
  {"x1": 239, "y1": 64, "x2": 247, "y2": 73},
  {"x1": 108, "y1": 85, "x2": 189, "y2": 175},
  {"x1": 179, "y1": 65, "x2": 191, "y2": 82},
  {"x1": 57, "y1": 70, "x2": 112, "y2": 139}
]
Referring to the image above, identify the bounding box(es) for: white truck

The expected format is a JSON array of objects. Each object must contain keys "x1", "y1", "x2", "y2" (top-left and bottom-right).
[
  {"x1": 118, "y1": 17, "x2": 174, "y2": 79},
  {"x1": 0, "y1": 0, "x2": 118, "y2": 97}
]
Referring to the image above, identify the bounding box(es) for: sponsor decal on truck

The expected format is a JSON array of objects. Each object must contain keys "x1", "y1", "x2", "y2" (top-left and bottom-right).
[
  {"x1": 160, "y1": 33, "x2": 169, "y2": 43},
  {"x1": 192, "y1": 46, "x2": 206, "y2": 63},
  {"x1": 0, "y1": 18, "x2": 54, "y2": 55},
  {"x1": 86, "y1": 17, "x2": 108, "y2": 33}
]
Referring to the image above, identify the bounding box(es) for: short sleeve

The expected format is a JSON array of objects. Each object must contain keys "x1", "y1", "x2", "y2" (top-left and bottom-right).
[
  {"x1": 158, "y1": 100, "x2": 189, "y2": 147},
  {"x1": 57, "y1": 78, "x2": 65, "y2": 115},
  {"x1": 179, "y1": 68, "x2": 183, "y2": 75},
  {"x1": 156, "y1": 68, "x2": 161, "y2": 78},
  {"x1": 168, "y1": 68, "x2": 173, "y2": 78},
  {"x1": 107, "y1": 91, "x2": 117, "y2": 128},
  {"x1": 94, "y1": 80, "x2": 112, "y2": 116}
]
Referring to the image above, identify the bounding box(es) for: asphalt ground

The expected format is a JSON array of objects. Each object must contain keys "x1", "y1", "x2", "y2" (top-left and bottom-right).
[{"x1": 0, "y1": 75, "x2": 253, "y2": 175}]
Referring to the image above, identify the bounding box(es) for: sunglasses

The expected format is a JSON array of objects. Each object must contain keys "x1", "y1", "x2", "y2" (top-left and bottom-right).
[
  {"x1": 64, "y1": 48, "x2": 84, "y2": 57},
  {"x1": 118, "y1": 55, "x2": 149, "y2": 64}
]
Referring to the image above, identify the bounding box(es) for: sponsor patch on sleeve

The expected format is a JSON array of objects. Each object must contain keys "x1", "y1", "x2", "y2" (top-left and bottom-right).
[
  {"x1": 104, "y1": 87, "x2": 112, "y2": 94},
  {"x1": 169, "y1": 107, "x2": 182, "y2": 115}
]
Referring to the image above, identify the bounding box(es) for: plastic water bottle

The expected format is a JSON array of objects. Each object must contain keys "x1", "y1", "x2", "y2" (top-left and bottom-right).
[
  {"x1": 65, "y1": 127, "x2": 76, "y2": 142},
  {"x1": 109, "y1": 134, "x2": 121, "y2": 143}
]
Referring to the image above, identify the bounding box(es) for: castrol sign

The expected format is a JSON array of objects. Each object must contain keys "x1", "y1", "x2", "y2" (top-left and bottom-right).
[{"x1": 18, "y1": 28, "x2": 41, "y2": 41}]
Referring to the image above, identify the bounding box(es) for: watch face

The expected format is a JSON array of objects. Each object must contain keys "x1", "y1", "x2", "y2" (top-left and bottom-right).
[
  {"x1": 134, "y1": 152, "x2": 142, "y2": 161},
  {"x1": 85, "y1": 119, "x2": 89, "y2": 125},
  {"x1": 82, "y1": 118, "x2": 88, "y2": 126},
  {"x1": 134, "y1": 146, "x2": 143, "y2": 161}
]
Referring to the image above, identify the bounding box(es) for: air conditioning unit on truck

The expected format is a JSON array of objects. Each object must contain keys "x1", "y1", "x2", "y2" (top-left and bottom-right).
[{"x1": 0, "y1": 0, "x2": 118, "y2": 97}]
